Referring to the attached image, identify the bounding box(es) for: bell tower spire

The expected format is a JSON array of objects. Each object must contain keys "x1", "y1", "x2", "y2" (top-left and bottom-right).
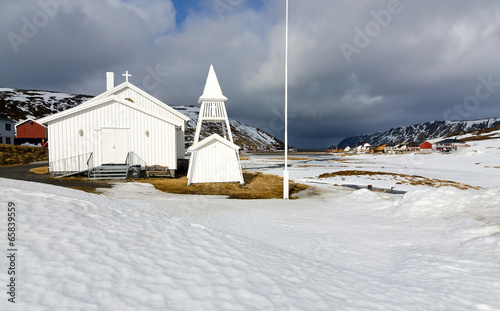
[{"x1": 193, "y1": 65, "x2": 233, "y2": 143}]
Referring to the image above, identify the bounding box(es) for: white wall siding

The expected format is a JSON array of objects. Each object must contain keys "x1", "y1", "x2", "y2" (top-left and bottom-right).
[
  {"x1": 48, "y1": 100, "x2": 177, "y2": 173},
  {"x1": 188, "y1": 140, "x2": 243, "y2": 184}
]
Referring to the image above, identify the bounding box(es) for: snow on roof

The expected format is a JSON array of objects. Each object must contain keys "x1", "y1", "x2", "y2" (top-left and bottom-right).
[{"x1": 15, "y1": 118, "x2": 46, "y2": 128}]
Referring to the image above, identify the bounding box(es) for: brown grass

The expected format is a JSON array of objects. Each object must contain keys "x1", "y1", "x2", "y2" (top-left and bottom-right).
[
  {"x1": 141, "y1": 172, "x2": 309, "y2": 199},
  {"x1": 462, "y1": 135, "x2": 500, "y2": 142},
  {"x1": 276, "y1": 156, "x2": 311, "y2": 161},
  {"x1": 318, "y1": 170, "x2": 479, "y2": 190},
  {"x1": 24, "y1": 165, "x2": 308, "y2": 199},
  {"x1": 29, "y1": 166, "x2": 49, "y2": 175},
  {"x1": 446, "y1": 125, "x2": 500, "y2": 141},
  {"x1": 0, "y1": 144, "x2": 48, "y2": 166}
]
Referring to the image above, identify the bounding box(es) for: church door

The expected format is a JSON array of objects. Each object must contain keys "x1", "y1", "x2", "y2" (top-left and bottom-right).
[{"x1": 101, "y1": 128, "x2": 129, "y2": 164}]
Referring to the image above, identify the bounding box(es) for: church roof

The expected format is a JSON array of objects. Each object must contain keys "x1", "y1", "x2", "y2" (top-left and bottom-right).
[
  {"x1": 90, "y1": 81, "x2": 190, "y2": 122},
  {"x1": 37, "y1": 96, "x2": 183, "y2": 128},
  {"x1": 198, "y1": 65, "x2": 228, "y2": 104}
]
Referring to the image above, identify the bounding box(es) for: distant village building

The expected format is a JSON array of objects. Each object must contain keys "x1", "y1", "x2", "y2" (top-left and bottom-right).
[
  {"x1": 370, "y1": 144, "x2": 386, "y2": 153},
  {"x1": 394, "y1": 144, "x2": 407, "y2": 153},
  {"x1": 0, "y1": 116, "x2": 15, "y2": 145},
  {"x1": 435, "y1": 139, "x2": 471, "y2": 152},
  {"x1": 384, "y1": 145, "x2": 396, "y2": 154},
  {"x1": 15, "y1": 118, "x2": 47, "y2": 146},
  {"x1": 37, "y1": 71, "x2": 189, "y2": 178},
  {"x1": 187, "y1": 65, "x2": 244, "y2": 185},
  {"x1": 405, "y1": 142, "x2": 421, "y2": 152},
  {"x1": 357, "y1": 142, "x2": 370, "y2": 152},
  {"x1": 420, "y1": 141, "x2": 433, "y2": 151}
]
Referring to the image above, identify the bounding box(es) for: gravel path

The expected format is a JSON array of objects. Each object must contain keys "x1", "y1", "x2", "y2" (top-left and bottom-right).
[{"x1": 0, "y1": 162, "x2": 113, "y2": 192}]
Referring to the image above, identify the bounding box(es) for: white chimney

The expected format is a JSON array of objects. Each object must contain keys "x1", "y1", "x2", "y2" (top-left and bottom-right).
[{"x1": 106, "y1": 72, "x2": 114, "y2": 91}]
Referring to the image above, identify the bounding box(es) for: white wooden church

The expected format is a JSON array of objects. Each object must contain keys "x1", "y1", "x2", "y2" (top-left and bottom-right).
[{"x1": 38, "y1": 72, "x2": 190, "y2": 178}]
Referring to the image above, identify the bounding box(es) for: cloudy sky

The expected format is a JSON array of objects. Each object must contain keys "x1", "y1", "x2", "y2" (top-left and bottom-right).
[{"x1": 2, "y1": 0, "x2": 500, "y2": 147}]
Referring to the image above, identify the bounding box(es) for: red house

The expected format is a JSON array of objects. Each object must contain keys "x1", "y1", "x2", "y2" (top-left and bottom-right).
[
  {"x1": 15, "y1": 119, "x2": 48, "y2": 146},
  {"x1": 420, "y1": 141, "x2": 433, "y2": 150}
]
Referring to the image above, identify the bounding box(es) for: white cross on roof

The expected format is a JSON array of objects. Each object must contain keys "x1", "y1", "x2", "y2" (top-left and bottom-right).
[{"x1": 122, "y1": 71, "x2": 132, "y2": 82}]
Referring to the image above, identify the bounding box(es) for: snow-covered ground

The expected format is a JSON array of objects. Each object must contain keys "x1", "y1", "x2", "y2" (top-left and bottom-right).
[{"x1": 1, "y1": 139, "x2": 500, "y2": 310}]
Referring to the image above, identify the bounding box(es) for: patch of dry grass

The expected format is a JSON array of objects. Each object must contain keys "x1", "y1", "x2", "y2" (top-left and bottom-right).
[
  {"x1": 142, "y1": 172, "x2": 309, "y2": 199},
  {"x1": 462, "y1": 135, "x2": 500, "y2": 141},
  {"x1": 446, "y1": 125, "x2": 500, "y2": 140},
  {"x1": 0, "y1": 144, "x2": 48, "y2": 166},
  {"x1": 277, "y1": 156, "x2": 311, "y2": 161},
  {"x1": 318, "y1": 170, "x2": 479, "y2": 190},
  {"x1": 29, "y1": 166, "x2": 49, "y2": 175}
]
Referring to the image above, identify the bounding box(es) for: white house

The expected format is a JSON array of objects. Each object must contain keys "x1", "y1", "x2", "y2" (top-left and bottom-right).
[
  {"x1": 435, "y1": 139, "x2": 471, "y2": 152},
  {"x1": 187, "y1": 65, "x2": 244, "y2": 185},
  {"x1": 357, "y1": 142, "x2": 370, "y2": 152},
  {"x1": 37, "y1": 72, "x2": 190, "y2": 178},
  {"x1": 0, "y1": 116, "x2": 15, "y2": 145},
  {"x1": 384, "y1": 145, "x2": 397, "y2": 154}
]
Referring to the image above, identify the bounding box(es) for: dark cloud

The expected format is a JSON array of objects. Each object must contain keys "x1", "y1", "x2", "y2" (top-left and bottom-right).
[{"x1": 2, "y1": 0, "x2": 500, "y2": 147}]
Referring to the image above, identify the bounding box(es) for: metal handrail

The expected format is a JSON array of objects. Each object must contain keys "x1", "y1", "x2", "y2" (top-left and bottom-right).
[
  {"x1": 126, "y1": 151, "x2": 147, "y2": 169},
  {"x1": 86, "y1": 153, "x2": 94, "y2": 179},
  {"x1": 49, "y1": 152, "x2": 93, "y2": 176}
]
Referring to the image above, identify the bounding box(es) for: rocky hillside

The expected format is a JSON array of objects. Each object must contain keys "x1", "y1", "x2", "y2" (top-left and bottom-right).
[
  {"x1": 338, "y1": 118, "x2": 500, "y2": 148},
  {"x1": 175, "y1": 106, "x2": 283, "y2": 149},
  {"x1": 0, "y1": 88, "x2": 93, "y2": 121},
  {"x1": 0, "y1": 88, "x2": 283, "y2": 149}
]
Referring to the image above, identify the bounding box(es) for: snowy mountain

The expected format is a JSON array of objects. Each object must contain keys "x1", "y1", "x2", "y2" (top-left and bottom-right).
[
  {"x1": 0, "y1": 88, "x2": 283, "y2": 149},
  {"x1": 176, "y1": 105, "x2": 283, "y2": 149},
  {"x1": 0, "y1": 87, "x2": 93, "y2": 121},
  {"x1": 338, "y1": 118, "x2": 500, "y2": 148}
]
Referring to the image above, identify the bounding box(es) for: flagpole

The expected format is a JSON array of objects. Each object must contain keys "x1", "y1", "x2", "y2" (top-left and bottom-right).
[{"x1": 283, "y1": 0, "x2": 289, "y2": 200}]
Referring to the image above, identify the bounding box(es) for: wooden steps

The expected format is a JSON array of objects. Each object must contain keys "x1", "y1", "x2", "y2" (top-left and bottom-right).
[{"x1": 88, "y1": 165, "x2": 129, "y2": 180}]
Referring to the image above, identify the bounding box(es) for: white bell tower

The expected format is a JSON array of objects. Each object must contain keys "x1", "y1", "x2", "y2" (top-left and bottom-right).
[
  {"x1": 187, "y1": 65, "x2": 244, "y2": 185},
  {"x1": 193, "y1": 64, "x2": 233, "y2": 143}
]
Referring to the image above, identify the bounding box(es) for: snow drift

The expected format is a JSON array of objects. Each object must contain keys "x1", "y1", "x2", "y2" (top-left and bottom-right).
[{"x1": 1, "y1": 178, "x2": 499, "y2": 310}]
